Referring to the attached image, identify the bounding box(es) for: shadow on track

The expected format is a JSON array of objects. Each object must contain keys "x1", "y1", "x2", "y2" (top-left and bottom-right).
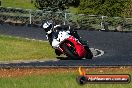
[{"x1": 56, "y1": 57, "x2": 88, "y2": 60}]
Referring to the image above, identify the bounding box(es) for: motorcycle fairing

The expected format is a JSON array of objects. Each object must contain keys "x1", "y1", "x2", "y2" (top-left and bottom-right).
[
  {"x1": 67, "y1": 36, "x2": 87, "y2": 58},
  {"x1": 52, "y1": 30, "x2": 70, "y2": 48},
  {"x1": 51, "y1": 30, "x2": 87, "y2": 58}
]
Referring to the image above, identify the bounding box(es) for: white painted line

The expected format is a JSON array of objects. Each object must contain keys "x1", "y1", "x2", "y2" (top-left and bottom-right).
[
  {"x1": 94, "y1": 49, "x2": 104, "y2": 57},
  {"x1": 0, "y1": 35, "x2": 48, "y2": 42},
  {"x1": 0, "y1": 59, "x2": 58, "y2": 64},
  {"x1": 90, "y1": 48, "x2": 104, "y2": 57}
]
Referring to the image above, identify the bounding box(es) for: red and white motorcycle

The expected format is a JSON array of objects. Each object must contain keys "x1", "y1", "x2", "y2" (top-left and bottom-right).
[{"x1": 43, "y1": 22, "x2": 93, "y2": 59}]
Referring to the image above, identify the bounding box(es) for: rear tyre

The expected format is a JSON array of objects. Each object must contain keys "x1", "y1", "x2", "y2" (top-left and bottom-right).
[
  {"x1": 84, "y1": 46, "x2": 93, "y2": 59},
  {"x1": 62, "y1": 44, "x2": 79, "y2": 59}
]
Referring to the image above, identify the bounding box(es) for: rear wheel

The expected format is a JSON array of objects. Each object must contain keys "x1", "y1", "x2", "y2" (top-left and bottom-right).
[{"x1": 84, "y1": 46, "x2": 93, "y2": 59}]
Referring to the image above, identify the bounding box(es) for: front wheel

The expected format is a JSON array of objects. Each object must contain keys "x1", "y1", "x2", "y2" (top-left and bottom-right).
[{"x1": 62, "y1": 44, "x2": 79, "y2": 59}]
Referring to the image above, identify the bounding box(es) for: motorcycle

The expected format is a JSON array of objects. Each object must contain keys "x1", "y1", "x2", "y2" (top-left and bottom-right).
[{"x1": 43, "y1": 22, "x2": 93, "y2": 59}]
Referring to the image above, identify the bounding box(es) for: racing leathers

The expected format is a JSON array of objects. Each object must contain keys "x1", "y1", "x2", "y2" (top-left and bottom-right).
[{"x1": 45, "y1": 25, "x2": 81, "y2": 46}]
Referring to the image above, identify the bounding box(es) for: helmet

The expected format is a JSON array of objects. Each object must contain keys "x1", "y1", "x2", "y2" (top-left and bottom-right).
[
  {"x1": 42, "y1": 22, "x2": 53, "y2": 34},
  {"x1": 43, "y1": 22, "x2": 52, "y2": 29}
]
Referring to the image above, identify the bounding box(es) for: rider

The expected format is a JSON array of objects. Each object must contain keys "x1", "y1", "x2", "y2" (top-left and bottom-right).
[{"x1": 42, "y1": 21, "x2": 81, "y2": 46}]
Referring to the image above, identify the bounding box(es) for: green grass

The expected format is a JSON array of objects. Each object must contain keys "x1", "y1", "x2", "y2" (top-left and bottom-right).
[
  {"x1": 0, "y1": 35, "x2": 56, "y2": 61},
  {"x1": 1, "y1": 0, "x2": 36, "y2": 9},
  {"x1": 0, "y1": 70, "x2": 131, "y2": 88}
]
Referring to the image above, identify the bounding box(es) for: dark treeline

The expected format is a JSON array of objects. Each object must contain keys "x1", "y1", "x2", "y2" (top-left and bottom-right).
[
  {"x1": 78, "y1": 0, "x2": 132, "y2": 17},
  {"x1": 34, "y1": 0, "x2": 132, "y2": 17}
]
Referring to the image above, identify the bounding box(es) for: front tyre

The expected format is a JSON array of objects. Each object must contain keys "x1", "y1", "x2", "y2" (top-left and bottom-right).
[{"x1": 62, "y1": 44, "x2": 79, "y2": 59}]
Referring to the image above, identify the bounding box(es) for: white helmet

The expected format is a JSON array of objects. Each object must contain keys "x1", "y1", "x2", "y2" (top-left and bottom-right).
[
  {"x1": 43, "y1": 22, "x2": 52, "y2": 29},
  {"x1": 42, "y1": 22, "x2": 53, "y2": 34}
]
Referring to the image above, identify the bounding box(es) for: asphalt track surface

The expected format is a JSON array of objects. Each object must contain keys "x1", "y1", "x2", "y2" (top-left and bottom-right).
[{"x1": 0, "y1": 24, "x2": 132, "y2": 67}]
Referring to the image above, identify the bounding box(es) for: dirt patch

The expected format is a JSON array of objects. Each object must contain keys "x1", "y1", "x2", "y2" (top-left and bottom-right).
[
  {"x1": 0, "y1": 67, "x2": 131, "y2": 78},
  {"x1": 0, "y1": 68, "x2": 76, "y2": 78},
  {"x1": 85, "y1": 66, "x2": 132, "y2": 74}
]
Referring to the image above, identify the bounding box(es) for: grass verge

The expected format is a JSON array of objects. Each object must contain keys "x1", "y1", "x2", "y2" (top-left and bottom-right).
[
  {"x1": 0, "y1": 67, "x2": 131, "y2": 88},
  {"x1": 0, "y1": 35, "x2": 56, "y2": 61},
  {"x1": 1, "y1": 0, "x2": 36, "y2": 9}
]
